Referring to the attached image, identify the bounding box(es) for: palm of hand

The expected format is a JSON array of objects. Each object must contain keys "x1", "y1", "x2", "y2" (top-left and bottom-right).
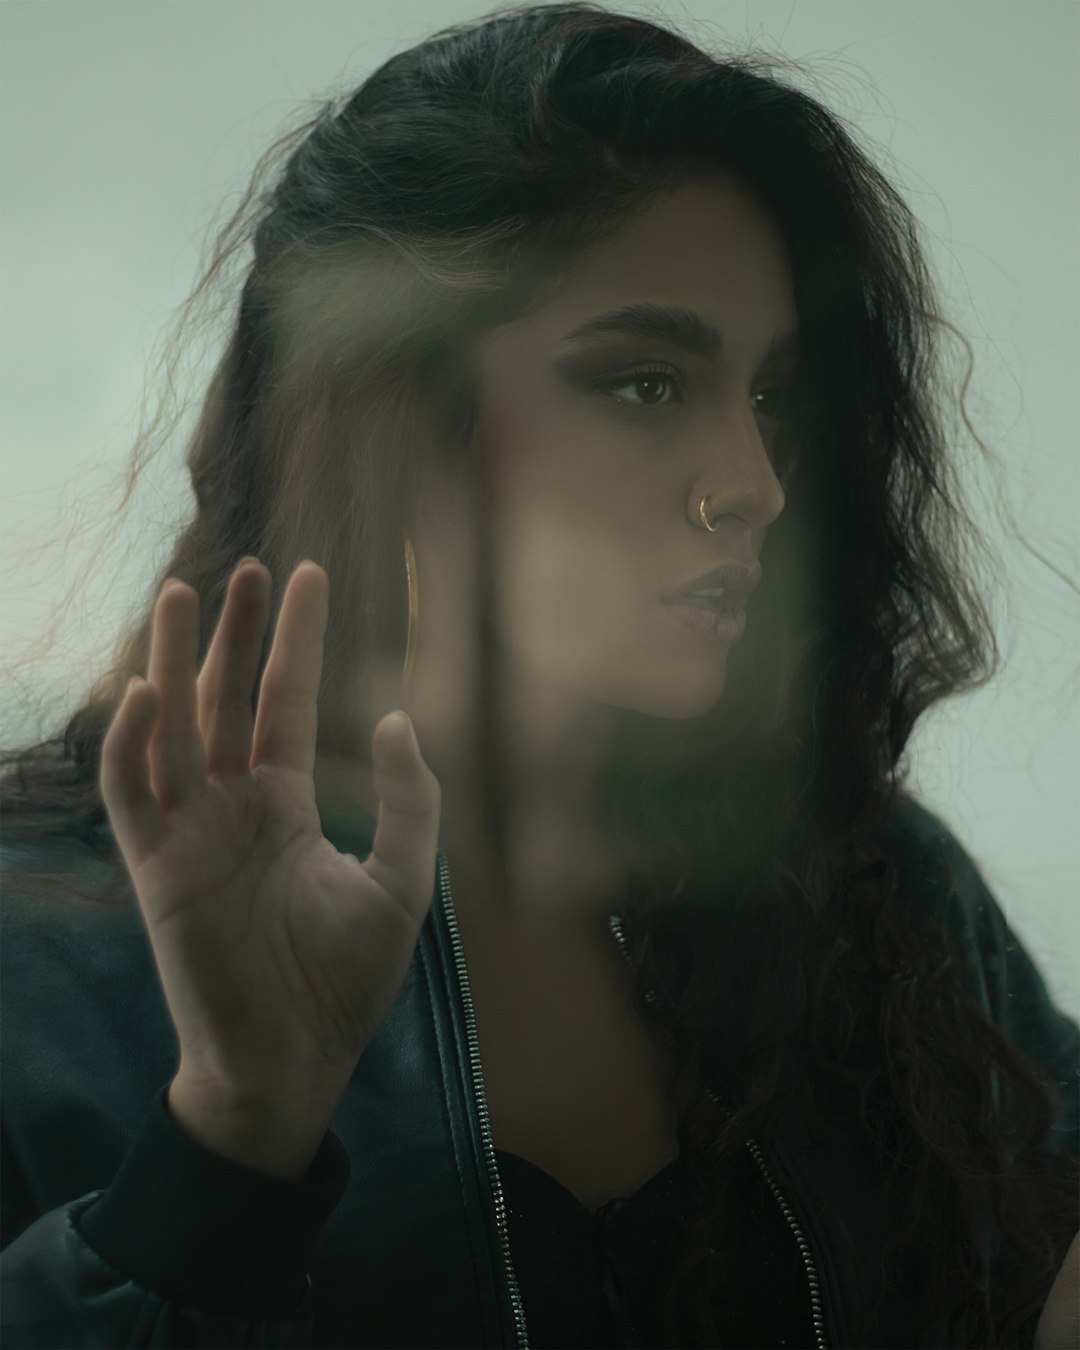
[
  {"x1": 132, "y1": 764, "x2": 421, "y2": 1089},
  {"x1": 99, "y1": 560, "x2": 441, "y2": 1107}
]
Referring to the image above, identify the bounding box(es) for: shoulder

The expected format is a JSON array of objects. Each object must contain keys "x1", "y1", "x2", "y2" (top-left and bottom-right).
[
  {"x1": 872, "y1": 792, "x2": 986, "y2": 897},
  {"x1": 1, "y1": 806, "x2": 153, "y2": 1027},
  {"x1": 1, "y1": 810, "x2": 181, "y2": 1226},
  {"x1": 873, "y1": 794, "x2": 1078, "y2": 1155},
  {"x1": 2, "y1": 789, "x2": 131, "y2": 907},
  {"x1": 1, "y1": 800, "x2": 177, "y2": 1070},
  {"x1": 870, "y1": 793, "x2": 1007, "y2": 969},
  {"x1": 866, "y1": 792, "x2": 1051, "y2": 1029}
]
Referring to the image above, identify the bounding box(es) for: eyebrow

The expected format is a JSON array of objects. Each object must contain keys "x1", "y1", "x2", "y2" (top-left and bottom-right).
[{"x1": 560, "y1": 302, "x2": 800, "y2": 364}]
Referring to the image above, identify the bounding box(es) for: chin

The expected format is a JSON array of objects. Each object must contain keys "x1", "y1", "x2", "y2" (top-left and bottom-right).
[
  {"x1": 636, "y1": 691, "x2": 726, "y2": 721},
  {"x1": 601, "y1": 666, "x2": 729, "y2": 722}
]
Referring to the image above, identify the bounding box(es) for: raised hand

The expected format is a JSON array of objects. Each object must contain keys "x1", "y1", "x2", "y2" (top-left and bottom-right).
[{"x1": 99, "y1": 559, "x2": 441, "y2": 1150}]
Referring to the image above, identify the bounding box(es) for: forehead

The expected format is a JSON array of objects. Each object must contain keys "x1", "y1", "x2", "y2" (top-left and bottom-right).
[{"x1": 522, "y1": 177, "x2": 797, "y2": 350}]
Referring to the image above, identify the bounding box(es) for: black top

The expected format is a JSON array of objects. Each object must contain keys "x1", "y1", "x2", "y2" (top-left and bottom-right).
[
  {"x1": 495, "y1": 1148, "x2": 695, "y2": 1348},
  {"x1": 72, "y1": 1084, "x2": 816, "y2": 1348},
  {"x1": 495, "y1": 1142, "x2": 818, "y2": 1349}
]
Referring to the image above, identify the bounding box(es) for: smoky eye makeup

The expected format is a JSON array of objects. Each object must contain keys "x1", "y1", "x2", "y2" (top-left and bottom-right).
[
  {"x1": 550, "y1": 347, "x2": 804, "y2": 409},
  {"x1": 547, "y1": 354, "x2": 687, "y2": 419},
  {"x1": 550, "y1": 348, "x2": 632, "y2": 384},
  {"x1": 551, "y1": 347, "x2": 690, "y2": 394}
]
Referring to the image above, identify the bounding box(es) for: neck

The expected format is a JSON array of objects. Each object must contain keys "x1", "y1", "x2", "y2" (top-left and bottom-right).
[
  {"x1": 423, "y1": 672, "x2": 631, "y2": 929},
  {"x1": 314, "y1": 688, "x2": 631, "y2": 933}
]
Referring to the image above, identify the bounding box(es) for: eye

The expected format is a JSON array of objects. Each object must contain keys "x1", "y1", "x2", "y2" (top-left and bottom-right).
[
  {"x1": 592, "y1": 364, "x2": 684, "y2": 408},
  {"x1": 753, "y1": 382, "x2": 809, "y2": 485},
  {"x1": 751, "y1": 384, "x2": 798, "y2": 422}
]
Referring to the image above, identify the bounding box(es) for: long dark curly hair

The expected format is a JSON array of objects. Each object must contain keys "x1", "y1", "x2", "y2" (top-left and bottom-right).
[{"x1": 2, "y1": 4, "x2": 1075, "y2": 1346}]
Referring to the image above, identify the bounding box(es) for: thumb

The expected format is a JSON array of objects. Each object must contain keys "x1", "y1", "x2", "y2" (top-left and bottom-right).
[{"x1": 365, "y1": 712, "x2": 441, "y2": 918}]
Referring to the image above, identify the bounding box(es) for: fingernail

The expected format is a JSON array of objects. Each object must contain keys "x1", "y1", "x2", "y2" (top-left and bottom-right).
[{"x1": 235, "y1": 555, "x2": 261, "y2": 572}]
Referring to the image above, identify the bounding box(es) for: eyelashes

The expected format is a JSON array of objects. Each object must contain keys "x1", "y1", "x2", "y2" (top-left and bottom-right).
[
  {"x1": 589, "y1": 363, "x2": 811, "y2": 487},
  {"x1": 591, "y1": 363, "x2": 805, "y2": 425},
  {"x1": 591, "y1": 364, "x2": 685, "y2": 407}
]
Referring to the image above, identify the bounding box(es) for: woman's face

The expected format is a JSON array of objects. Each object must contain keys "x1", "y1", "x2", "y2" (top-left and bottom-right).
[{"x1": 416, "y1": 176, "x2": 799, "y2": 727}]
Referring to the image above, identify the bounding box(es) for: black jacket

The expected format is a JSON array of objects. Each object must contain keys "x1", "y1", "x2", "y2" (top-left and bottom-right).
[{"x1": 1, "y1": 796, "x2": 1077, "y2": 1348}]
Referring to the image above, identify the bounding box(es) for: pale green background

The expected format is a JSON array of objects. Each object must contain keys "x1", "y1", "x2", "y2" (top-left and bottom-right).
[{"x1": 2, "y1": 1, "x2": 1077, "y2": 1018}]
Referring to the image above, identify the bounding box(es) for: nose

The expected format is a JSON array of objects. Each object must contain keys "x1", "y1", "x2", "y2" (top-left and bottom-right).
[{"x1": 693, "y1": 404, "x2": 787, "y2": 531}]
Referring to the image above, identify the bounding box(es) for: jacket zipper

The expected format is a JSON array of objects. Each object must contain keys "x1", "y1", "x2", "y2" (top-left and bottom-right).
[
  {"x1": 437, "y1": 850, "x2": 530, "y2": 1349},
  {"x1": 608, "y1": 913, "x2": 830, "y2": 1350},
  {"x1": 740, "y1": 1125, "x2": 829, "y2": 1350}
]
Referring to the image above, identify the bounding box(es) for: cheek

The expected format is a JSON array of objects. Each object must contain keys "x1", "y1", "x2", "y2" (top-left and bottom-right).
[
  {"x1": 488, "y1": 385, "x2": 619, "y2": 500},
  {"x1": 483, "y1": 397, "x2": 649, "y2": 647},
  {"x1": 498, "y1": 511, "x2": 645, "y2": 661}
]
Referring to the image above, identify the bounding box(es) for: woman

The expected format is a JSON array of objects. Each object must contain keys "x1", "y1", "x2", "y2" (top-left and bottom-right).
[{"x1": 1, "y1": 3, "x2": 1076, "y2": 1346}]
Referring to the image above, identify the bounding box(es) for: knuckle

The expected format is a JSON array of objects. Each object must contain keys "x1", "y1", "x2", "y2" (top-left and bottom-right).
[{"x1": 209, "y1": 689, "x2": 253, "y2": 716}]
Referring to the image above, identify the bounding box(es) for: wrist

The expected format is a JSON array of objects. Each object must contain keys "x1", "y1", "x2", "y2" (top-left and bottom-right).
[{"x1": 166, "y1": 1073, "x2": 339, "y2": 1182}]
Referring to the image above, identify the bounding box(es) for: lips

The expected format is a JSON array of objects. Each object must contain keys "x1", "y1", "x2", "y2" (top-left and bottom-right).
[
  {"x1": 662, "y1": 560, "x2": 761, "y2": 601},
  {"x1": 674, "y1": 594, "x2": 745, "y2": 613},
  {"x1": 661, "y1": 594, "x2": 748, "y2": 641}
]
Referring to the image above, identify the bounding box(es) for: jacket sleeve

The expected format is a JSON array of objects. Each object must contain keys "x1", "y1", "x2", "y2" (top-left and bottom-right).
[{"x1": 1, "y1": 1082, "x2": 351, "y2": 1350}]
